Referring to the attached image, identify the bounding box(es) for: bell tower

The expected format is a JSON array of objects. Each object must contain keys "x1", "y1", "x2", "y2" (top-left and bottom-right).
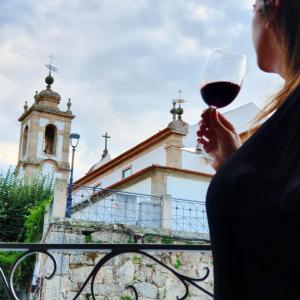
[{"x1": 16, "y1": 63, "x2": 75, "y2": 180}]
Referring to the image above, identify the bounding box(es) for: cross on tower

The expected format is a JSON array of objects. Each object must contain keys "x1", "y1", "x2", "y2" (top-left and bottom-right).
[
  {"x1": 45, "y1": 54, "x2": 59, "y2": 75},
  {"x1": 101, "y1": 132, "x2": 111, "y2": 160}
]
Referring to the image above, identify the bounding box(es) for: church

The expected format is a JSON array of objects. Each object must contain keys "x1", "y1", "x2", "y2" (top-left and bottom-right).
[{"x1": 15, "y1": 68, "x2": 259, "y2": 233}]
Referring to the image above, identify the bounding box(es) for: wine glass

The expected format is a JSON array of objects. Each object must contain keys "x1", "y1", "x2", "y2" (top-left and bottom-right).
[{"x1": 181, "y1": 48, "x2": 246, "y2": 160}]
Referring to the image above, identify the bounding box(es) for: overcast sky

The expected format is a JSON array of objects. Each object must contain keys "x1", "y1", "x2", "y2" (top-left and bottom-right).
[{"x1": 0, "y1": 0, "x2": 283, "y2": 180}]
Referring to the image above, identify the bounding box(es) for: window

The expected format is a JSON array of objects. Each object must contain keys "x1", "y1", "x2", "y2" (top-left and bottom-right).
[
  {"x1": 22, "y1": 126, "x2": 29, "y2": 157},
  {"x1": 122, "y1": 167, "x2": 132, "y2": 179},
  {"x1": 44, "y1": 124, "x2": 57, "y2": 155}
]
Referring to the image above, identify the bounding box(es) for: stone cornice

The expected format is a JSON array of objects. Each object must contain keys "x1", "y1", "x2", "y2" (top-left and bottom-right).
[{"x1": 18, "y1": 104, "x2": 75, "y2": 121}]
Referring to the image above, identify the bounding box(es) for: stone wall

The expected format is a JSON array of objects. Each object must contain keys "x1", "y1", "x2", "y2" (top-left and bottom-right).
[{"x1": 35, "y1": 220, "x2": 213, "y2": 300}]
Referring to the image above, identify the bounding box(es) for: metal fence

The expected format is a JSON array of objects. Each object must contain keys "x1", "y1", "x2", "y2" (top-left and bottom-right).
[
  {"x1": 66, "y1": 185, "x2": 209, "y2": 235},
  {"x1": 172, "y1": 197, "x2": 209, "y2": 234},
  {"x1": 69, "y1": 185, "x2": 162, "y2": 228}
]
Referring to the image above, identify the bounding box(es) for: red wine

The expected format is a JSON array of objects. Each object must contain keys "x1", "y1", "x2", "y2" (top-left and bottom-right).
[{"x1": 200, "y1": 81, "x2": 241, "y2": 108}]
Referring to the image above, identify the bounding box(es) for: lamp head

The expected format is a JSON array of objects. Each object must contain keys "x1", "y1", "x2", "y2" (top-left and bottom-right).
[{"x1": 70, "y1": 133, "x2": 80, "y2": 148}]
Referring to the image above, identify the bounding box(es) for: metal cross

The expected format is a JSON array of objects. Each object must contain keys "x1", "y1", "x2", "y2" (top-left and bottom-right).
[
  {"x1": 178, "y1": 89, "x2": 182, "y2": 99},
  {"x1": 45, "y1": 54, "x2": 59, "y2": 74},
  {"x1": 102, "y1": 132, "x2": 111, "y2": 152},
  {"x1": 171, "y1": 89, "x2": 187, "y2": 104}
]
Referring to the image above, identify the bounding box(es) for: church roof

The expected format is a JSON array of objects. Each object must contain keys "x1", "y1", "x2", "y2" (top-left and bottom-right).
[{"x1": 74, "y1": 127, "x2": 186, "y2": 185}]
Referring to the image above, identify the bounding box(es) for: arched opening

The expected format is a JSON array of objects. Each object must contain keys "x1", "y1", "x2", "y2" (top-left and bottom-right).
[
  {"x1": 22, "y1": 126, "x2": 29, "y2": 157},
  {"x1": 44, "y1": 124, "x2": 57, "y2": 155}
]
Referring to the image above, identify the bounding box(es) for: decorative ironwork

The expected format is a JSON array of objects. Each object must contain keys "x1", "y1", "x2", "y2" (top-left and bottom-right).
[{"x1": 0, "y1": 243, "x2": 213, "y2": 300}]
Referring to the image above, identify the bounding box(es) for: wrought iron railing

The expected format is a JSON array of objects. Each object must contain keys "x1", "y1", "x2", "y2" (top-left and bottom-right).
[
  {"x1": 0, "y1": 243, "x2": 213, "y2": 300},
  {"x1": 64, "y1": 185, "x2": 209, "y2": 235}
]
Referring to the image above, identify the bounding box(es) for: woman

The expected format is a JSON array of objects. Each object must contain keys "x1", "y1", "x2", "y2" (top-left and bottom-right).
[{"x1": 198, "y1": 0, "x2": 300, "y2": 299}]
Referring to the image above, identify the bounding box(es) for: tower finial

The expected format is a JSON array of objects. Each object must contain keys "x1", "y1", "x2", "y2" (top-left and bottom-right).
[
  {"x1": 101, "y1": 132, "x2": 111, "y2": 160},
  {"x1": 170, "y1": 89, "x2": 187, "y2": 120},
  {"x1": 67, "y1": 98, "x2": 72, "y2": 112},
  {"x1": 24, "y1": 101, "x2": 28, "y2": 112},
  {"x1": 45, "y1": 54, "x2": 58, "y2": 88}
]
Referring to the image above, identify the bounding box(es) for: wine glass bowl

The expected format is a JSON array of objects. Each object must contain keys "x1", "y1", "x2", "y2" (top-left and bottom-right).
[
  {"x1": 181, "y1": 48, "x2": 246, "y2": 160},
  {"x1": 200, "y1": 48, "x2": 246, "y2": 109}
]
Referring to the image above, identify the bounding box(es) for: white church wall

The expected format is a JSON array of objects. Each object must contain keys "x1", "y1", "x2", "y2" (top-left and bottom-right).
[
  {"x1": 86, "y1": 145, "x2": 166, "y2": 188},
  {"x1": 57, "y1": 135, "x2": 63, "y2": 161},
  {"x1": 42, "y1": 161, "x2": 55, "y2": 175},
  {"x1": 182, "y1": 151, "x2": 215, "y2": 174},
  {"x1": 37, "y1": 131, "x2": 44, "y2": 158},
  {"x1": 182, "y1": 124, "x2": 215, "y2": 174},
  {"x1": 167, "y1": 176, "x2": 210, "y2": 202},
  {"x1": 132, "y1": 145, "x2": 166, "y2": 171},
  {"x1": 122, "y1": 178, "x2": 151, "y2": 195},
  {"x1": 55, "y1": 120, "x2": 65, "y2": 131},
  {"x1": 167, "y1": 175, "x2": 210, "y2": 233},
  {"x1": 39, "y1": 117, "x2": 49, "y2": 127}
]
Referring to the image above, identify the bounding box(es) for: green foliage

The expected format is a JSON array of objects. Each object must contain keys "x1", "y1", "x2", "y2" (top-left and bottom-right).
[
  {"x1": 161, "y1": 236, "x2": 173, "y2": 245},
  {"x1": 85, "y1": 233, "x2": 92, "y2": 243},
  {"x1": 174, "y1": 258, "x2": 182, "y2": 269},
  {"x1": 120, "y1": 296, "x2": 132, "y2": 300},
  {"x1": 0, "y1": 168, "x2": 54, "y2": 299},
  {"x1": 132, "y1": 255, "x2": 142, "y2": 265},
  {"x1": 144, "y1": 234, "x2": 157, "y2": 243},
  {"x1": 127, "y1": 236, "x2": 134, "y2": 244},
  {"x1": 25, "y1": 198, "x2": 52, "y2": 242},
  {"x1": 0, "y1": 168, "x2": 54, "y2": 242}
]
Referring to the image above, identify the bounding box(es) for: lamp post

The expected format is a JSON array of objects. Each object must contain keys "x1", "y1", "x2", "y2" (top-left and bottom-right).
[{"x1": 66, "y1": 133, "x2": 80, "y2": 218}]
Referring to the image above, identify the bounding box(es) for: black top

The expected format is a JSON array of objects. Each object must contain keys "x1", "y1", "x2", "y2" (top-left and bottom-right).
[{"x1": 206, "y1": 85, "x2": 300, "y2": 300}]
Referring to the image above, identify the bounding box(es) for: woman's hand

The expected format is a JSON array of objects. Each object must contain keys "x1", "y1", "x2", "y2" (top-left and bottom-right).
[{"x1": 197, "y1": 107, "x2": 241, "y2": 171}]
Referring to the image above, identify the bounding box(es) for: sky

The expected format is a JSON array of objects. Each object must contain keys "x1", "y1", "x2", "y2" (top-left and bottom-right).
[{"x1": 0, "y1": 0, "x2": 284, "y2": 180}]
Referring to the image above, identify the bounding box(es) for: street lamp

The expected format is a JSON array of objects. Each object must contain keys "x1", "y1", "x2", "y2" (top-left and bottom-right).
[{"x1": 66, "y1": 133, "x2": 80, "y2": 218}]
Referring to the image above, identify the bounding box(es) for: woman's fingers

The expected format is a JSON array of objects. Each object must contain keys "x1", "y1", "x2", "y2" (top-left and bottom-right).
[
  {"x1": 217, "y1": 111, "x2": 235, "y2": 131},
  {"x1": 198, "y1": 137, "x2": 216, "y2": 153}
]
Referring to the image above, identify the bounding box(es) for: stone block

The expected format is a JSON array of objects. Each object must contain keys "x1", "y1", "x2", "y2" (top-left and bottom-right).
[
  {"x1": 116, "y1": 260, "x2": 135, "y2": 285},
  {"x1": 91, "y1": 230, "x2": 129, "y2": 243},
  {"x1": 70, "y1": 265, "x2": 93, "y2": 284},
  {"x1": 152, "y1": 270, "x2": 167, "y2": 287},
  {"x1": 134, "y1": 282, "x2": 159, "y2": 299},
  {"x1": 94, "y1": 266, "x2": 114, "y2": 284}
]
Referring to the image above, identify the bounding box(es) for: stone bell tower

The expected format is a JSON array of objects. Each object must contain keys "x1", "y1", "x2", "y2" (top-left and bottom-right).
[{"x1": 16, "y1": 67, "x2": 75, "y2": 180}]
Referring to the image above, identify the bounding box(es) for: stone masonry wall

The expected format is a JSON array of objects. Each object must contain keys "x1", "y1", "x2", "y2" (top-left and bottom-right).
[{"x1": 35, "y1": 220, "x2": 213, "y2": 300}]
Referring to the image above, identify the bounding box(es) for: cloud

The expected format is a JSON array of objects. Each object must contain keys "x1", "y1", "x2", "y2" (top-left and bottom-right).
[
  {"x1": 0, "y1": 0, "x2": 283, "y2": 181},
  {"x1": 0, "y1": 142, "x2": 18, "y2": 166}
]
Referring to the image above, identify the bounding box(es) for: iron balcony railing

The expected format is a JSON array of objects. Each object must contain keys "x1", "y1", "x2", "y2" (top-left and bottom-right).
[{"x1": 0, "y1": 242, "x2": 213, "y2": 300}]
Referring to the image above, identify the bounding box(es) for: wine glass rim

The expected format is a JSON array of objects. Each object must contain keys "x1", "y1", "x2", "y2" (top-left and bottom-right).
[{"x1": 212, "y1": 47, "x2": 246, "y2": 58}]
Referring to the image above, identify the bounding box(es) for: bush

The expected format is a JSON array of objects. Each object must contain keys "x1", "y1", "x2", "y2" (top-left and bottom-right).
[
  {"x1": 0, "y1": 168, "x2": 53, "y2": 242},
  {"x1": 0, "y1": 168, "x2": 54, "y2": 299}
]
